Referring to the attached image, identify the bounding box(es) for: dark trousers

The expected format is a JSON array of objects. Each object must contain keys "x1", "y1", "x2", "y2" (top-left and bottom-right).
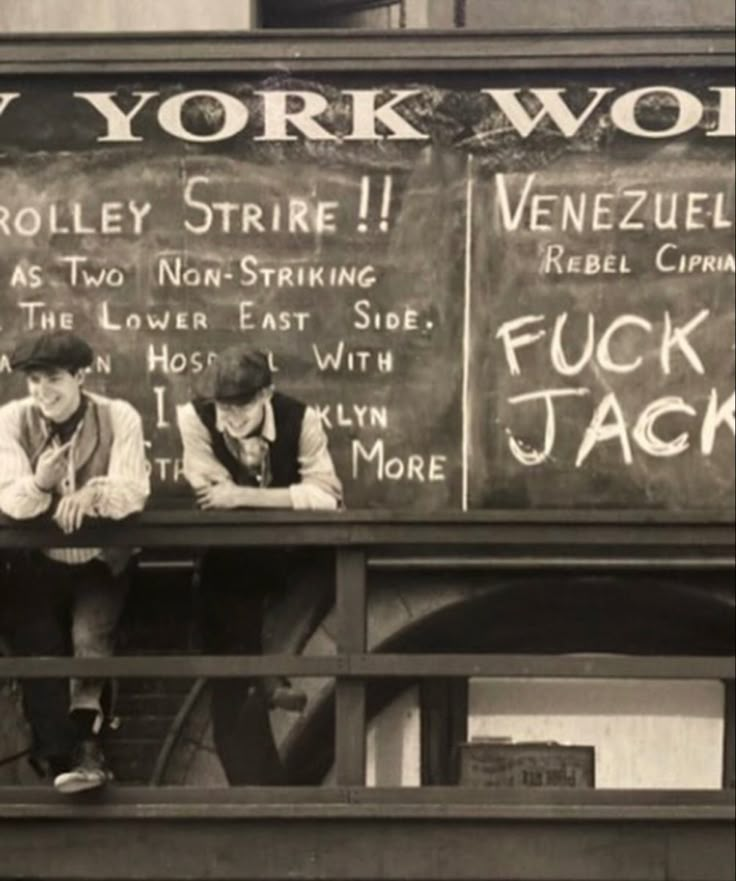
[
  {"x1": 199, "y1": 548, "x2": 333, "y2": 786},
  {"x1": 4, "y1": 553, "x2": 128, "y2": 765}
]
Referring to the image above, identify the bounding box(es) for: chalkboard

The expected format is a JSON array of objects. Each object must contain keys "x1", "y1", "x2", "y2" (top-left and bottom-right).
[
  {"x1": 0, "y1": 72, "x2": 733, "y2": 511},
  {"x1": 467, "y1": 83, "x2": 735, "y2": 510}
]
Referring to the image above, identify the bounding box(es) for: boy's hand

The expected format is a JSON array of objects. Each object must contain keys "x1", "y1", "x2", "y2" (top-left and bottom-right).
[
  {"x1": 195, "y1": 482, "x2": 248, "y2": 510},
  {"x1": 34, "y1": 441, "x2": 73, "y2": 492},
  {"x1": 53, "y1": 486, "x2": 97, "y2": 534}
]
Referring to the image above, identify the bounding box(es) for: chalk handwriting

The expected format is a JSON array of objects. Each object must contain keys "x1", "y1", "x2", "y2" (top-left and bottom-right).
[
  {"x1": 0, "y1": 202, "x2": 151, "y2": 237},
  {"x1": 506, "y1": 388, "x2": 735, "y2": 467},
  {"x1": 184, "y1": 176, "x2": 340, "y2": 235},
  {"x1": 497, "y1": 311, "x2": 712, "y2": 378},
  {"x1": 495, "y1": 174, "x2": 734, "y2": 233}
]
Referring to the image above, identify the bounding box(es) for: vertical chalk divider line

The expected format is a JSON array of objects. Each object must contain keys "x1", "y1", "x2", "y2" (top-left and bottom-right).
[{"x1": 462, "y1": 155, "x2": 475, "y2": 513}]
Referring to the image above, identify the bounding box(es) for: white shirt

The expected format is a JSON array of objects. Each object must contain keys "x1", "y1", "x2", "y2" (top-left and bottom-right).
[{"x1": 0, "y1": 393, "x2": 150, "y2": 564}]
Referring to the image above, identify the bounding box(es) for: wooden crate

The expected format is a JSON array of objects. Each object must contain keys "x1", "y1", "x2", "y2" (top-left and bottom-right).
[{"x1": 459, "y1": 741, "x2": 595, "y2": 789}]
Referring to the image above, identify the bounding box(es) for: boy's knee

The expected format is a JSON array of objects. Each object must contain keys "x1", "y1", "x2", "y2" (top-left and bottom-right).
[{"x1": 72, "y1": 615, "x2": 117, "y2": 657}]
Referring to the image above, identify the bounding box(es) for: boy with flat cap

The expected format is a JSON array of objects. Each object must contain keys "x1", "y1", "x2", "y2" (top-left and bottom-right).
[
  {"x1": 0, "y1": 330, "x2": 150, "y2": 793},
  {"x1": 176, "y1": 345, "x2": 342, "y2": 784}
]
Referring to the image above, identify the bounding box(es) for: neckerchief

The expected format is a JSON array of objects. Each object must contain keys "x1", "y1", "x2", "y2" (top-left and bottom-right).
[{"x1": 45, "y1": 395, "x2": 88, "y2": 445}]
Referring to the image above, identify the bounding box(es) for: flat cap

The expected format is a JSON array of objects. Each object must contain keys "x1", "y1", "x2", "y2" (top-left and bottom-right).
[
  {"x1": 10, "y1": 331, "x2": 94, "y2": 373},
  {"x1": 196, "y1": 345, "x2": 272, "y2": 404}
]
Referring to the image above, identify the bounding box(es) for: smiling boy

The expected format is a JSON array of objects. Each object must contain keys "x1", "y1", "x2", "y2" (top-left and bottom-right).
[
  {"x1": 0, "y1": 331, "x2": 150, "y2": 793},
  {"x1": 176, "y1": 345, "x2": 342, "y2": 784}
]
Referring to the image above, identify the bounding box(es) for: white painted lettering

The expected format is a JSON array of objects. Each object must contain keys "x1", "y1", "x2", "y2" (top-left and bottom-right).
[
  {"x1": 159, "y1": 91, "x2": 249, "y2": 143},
  {"x1": 74, "y1": 91, "x2": 157, "y2": 142},
  {"x1": 483, "y1": 88, "x2": 613, "y2": 138},
  {"x1": 708, "y1": 87, "x2": 736, "y2": 138},
  {"x1": 611, "y1": 86, "x2": 704, "y2": 138},
  {"x1": 345, "y1": 90, "x2": 428, "y2": 141},
  {"x1": 256, "y1": 91, "x2": 336, "y2": 142}
]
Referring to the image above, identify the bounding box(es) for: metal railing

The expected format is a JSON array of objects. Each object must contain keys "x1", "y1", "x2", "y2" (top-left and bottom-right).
[{"x1": 0, "y1": 510, "x2": 734, "y2": 790}]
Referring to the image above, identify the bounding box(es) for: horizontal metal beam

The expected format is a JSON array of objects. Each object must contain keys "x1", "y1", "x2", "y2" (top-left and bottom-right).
[
  {"x1": 1, "y1": 653, "x2": 732, "y2": 679},
  {"x1": 0, "y1": 29, "x2": 733, "y2": 73}
]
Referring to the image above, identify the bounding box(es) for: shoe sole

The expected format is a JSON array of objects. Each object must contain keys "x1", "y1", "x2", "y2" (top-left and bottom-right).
[{"x1": 54, "y1": 774, "x2": 110, "y2": 795}]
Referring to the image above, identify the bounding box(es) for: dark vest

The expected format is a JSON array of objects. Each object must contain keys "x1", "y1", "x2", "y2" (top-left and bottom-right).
[{"x1": 193, "y1": 393, "x2": 306, "y2": 488}]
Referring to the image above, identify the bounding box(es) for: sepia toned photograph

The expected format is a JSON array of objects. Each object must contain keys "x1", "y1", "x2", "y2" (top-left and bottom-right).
[{"x1": 0, "y1": 2, "x2": 734, "y2": 879}]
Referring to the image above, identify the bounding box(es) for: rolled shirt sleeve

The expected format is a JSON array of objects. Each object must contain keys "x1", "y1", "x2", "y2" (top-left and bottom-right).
[
  {"x1": 0, "y1": 400, "x2": 54, "y2": 520},
  {"x1": 177, "y1": 402, "x2": 233, "y2": 490},
  {"x1": 289, "y1": 406, "x2": 343, "y2": 511}
]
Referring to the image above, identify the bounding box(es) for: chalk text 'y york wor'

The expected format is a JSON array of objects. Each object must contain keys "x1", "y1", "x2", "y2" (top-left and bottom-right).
[{"x1": 0, "y1": 86, "x2": 733, "y2": 143}]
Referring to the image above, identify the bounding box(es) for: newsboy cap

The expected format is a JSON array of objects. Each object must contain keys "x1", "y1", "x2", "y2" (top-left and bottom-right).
[
  {"x1": 196, "y1": 345, "x2": 272, "y2": 404},
  {"x1": 10, "y1": 331, "x2": 94, "y2": 373}
]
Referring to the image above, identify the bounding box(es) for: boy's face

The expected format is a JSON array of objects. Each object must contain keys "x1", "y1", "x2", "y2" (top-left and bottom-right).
[
  {"x1": 26, "y1": 366, "x2": 84, "y2": 423},
  {"x1": 216, "y1": 388, "x2": 272, "y2": 438}
]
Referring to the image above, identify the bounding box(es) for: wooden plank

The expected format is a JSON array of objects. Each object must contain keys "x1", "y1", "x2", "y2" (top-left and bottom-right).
[
  {"x1": 0, "y1": 54, "x2": 730, "y2": 75},
  {"x1": 420, "y1": 678, "x2": 468, "y2": 784},
  {"x1": 1, "y1": 511, "x2": 734, "y2": 552},
  {"x1": 420, "y1": 679, "x2": 450, "y2": 785},
  {"x1": 336, "y1": 550, "x2": 368, "y2": 654},
  {"x1": 0, "y1": 655, "x2": 341, "y2": 678},
  {"x1": 724, "y1": 680, "x2": 735, "y2": 789},
  {"x1": 0, "y1": 796, "x2": 733, "y2": 821},
  {"x1": 1, "y1": 785, "x2": 733, "y2": 812},
  {"x1": 0, "y1": 815, "x2": 732, "y2": 880},
  {"x1": 0, "y1": 30, "x2": 733, "y2": 74},
  {"x1": 370, "y1": 555, "x2": 736, "y2": 571},
  {"x1": 335, "y1": 548, "x2": 367, "y2": 786},
  {"x1": 448, "y1": 678, "x2": 468, "y2": 784},
  {"x1": 667, "y1": 825, "x2": 736, "y2": 881},
  {"x1": 1, "y1": 653, "x2": 732, "y2": 680},
  {"x1": 4, "y1": 507, "x2": 735, "y2": 526},
  {"x1": 350, "y1": 654, "x2": 736, "y2": 680}
]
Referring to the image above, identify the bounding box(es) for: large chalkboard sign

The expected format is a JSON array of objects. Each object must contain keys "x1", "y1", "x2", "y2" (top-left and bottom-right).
[
  {"x1": 0, "y1": 72, "x2": 733, "y2": 511},
  {"x1": 469, "y1": 129, "x2": 735, "y2": 510}
]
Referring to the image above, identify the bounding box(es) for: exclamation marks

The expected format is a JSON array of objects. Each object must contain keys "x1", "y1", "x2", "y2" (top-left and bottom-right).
[
  {"x1": 357, "y1": 175, "x2": 371, "y2": 233},
  {"x1": 357, "y1": 174, "x2": 394, "y2": 234},
  {"x1": 379, "y1": 175, "x2": 393, "y2": 233}
]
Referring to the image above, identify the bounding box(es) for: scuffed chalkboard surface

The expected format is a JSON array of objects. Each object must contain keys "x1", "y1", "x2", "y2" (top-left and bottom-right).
[
  {"x1": 470, "y1": 150, "x2": 735, "y2": 510},
  {"x1": 0, "y1": 72, "x2": 733, "y2": 511}
]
